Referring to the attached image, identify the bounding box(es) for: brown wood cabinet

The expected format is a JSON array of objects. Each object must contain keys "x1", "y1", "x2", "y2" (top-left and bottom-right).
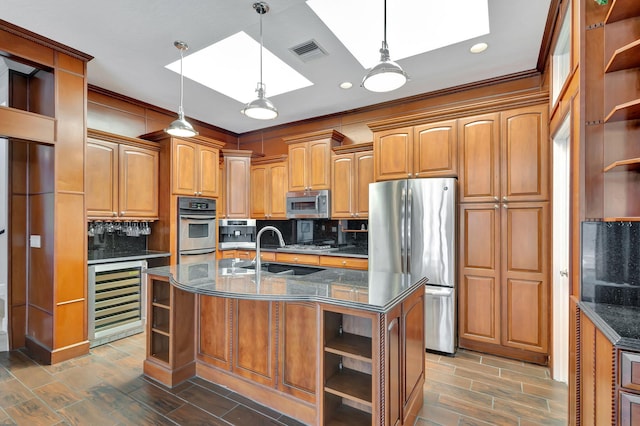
[
  {"x1": 219, "y1": 150, "x2": 252, "y2": 219},
  {"x1": 372, "y1": 119, "x2": 458, "y2": 182},
  {"x1": 251, "y1": 155, "x2": 288, "y2": 219},
  {"x1": 331, "y1": 143, "x2": 373, "y2": 219},
  {"x1": 172, "y1": 138, "x2": 221, "y2": 198},
  {"x1": 284, "y1": 129, "x2": 344, "y2": 191},
  {"x1": 197, "y1": 295, "x2": 231, "y2": 370},
  {"x1": 86, "y1": 129, "x2": 159, "y2": 219},
  {"x1": 458, "y1": 105, "x2": 549, "y2": 203},
  {"x1": 458, "y1": 201, "x2": 550, "y2": 362}
]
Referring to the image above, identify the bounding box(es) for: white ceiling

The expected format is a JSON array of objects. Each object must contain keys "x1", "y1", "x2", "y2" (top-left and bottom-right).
[{"x1": 2, "y1": 0, "x2": 552, "y2": 134}]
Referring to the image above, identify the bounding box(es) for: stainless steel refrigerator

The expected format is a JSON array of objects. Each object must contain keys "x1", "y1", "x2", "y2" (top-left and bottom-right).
[{"x1": 369, "y1": 178, "x2": 457, "y2": 354}]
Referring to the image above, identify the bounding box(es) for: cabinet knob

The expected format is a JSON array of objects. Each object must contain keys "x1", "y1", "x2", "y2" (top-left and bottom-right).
[
  {"x1": 408, "y1": 173, "x2": 412, "y2": 177},
  {"x1": 502, "y1": 196, "x2": 507, "y2": 201},
  {"x1": 112, "y1": 212, "x2": 117, "y2": 217},
  {"x1": 355, "y1": 213, "x2": 359, "y2": 217},
  {"x1": 494, "y1": 196, "x2": 499, "y2": 202},
  {"x1": 415, "y1": 173, "x2": 419, "y2": 177},
  {"x1": 120, "y1": 211, "x2": 125, "y2": 216},
  {"x1": 494, "y1": 204, "x2": 499, "y2": 209},
  {"x1": 503, "y1": 204, "x2": 508, "y2": 209},
  {"x1": 294, "y1": 257, "x2": 299, "y2": 263},
  {"x1": 342, "y1": 261, "x2": 347, "y2": 265}
]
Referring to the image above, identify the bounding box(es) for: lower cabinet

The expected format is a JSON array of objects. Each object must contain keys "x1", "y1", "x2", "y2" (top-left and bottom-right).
[{"x1": 196, "y1": 295, "x2": 231, "y2": 370}]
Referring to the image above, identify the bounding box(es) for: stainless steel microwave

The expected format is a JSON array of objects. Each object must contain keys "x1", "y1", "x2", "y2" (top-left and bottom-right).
[{"x1": 286, "y1": 190, "x2": 330, "y2": 219}]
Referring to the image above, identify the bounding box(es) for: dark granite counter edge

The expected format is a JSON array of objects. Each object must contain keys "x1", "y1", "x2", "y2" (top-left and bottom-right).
[
  {"x1": 218, "y1": 246, "x2": 368, "y2": 259},
  {"x1": 579, "y1": 301, "x2": 640, "y2": 352},
  {"x1": 88, "y1": 251, "x2": 171, "y2": 265},
  {"x1": 168, "y1": 275, "x2": 424, "y2": 314}
]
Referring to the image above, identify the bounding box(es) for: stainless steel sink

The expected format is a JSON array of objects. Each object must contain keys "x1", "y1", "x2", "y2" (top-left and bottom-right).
[{"x1": 241, "y1": 262, "x2": 325, "y2": 276}]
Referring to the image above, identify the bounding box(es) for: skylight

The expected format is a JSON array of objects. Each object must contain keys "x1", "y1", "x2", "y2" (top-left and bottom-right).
[
  {"x1": 307, "y1": 0, "x2": 490, "y2": 68},
  {"x1": 166, "y1": 32, "x2": 313, "y2": 104}
]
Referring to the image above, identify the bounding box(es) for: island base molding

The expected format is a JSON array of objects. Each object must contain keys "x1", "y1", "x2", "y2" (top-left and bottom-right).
[
  {"x1": 196, "y1": 361, "x2": 317, "y2": 425},
  {"x1": 143, "y1": 359, "x2": 196, "y2": 388}
]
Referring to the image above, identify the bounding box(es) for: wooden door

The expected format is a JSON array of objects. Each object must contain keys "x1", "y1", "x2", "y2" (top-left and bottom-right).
[
  {"x1": 458, "y1": 203, "x2": 501, "y2": 345},
  {"x1": 250, "y1": 164, "x2": 268, "y2": 218},
  {"x1": 288, "y1": 143, "x2": 308, "y2": 191},
  {"x1": 172, "y1": 139, "x2": 198, "y2": 196},
  {"x1": 501, "y1": 105, "x2": 549, "y2": 202},
  {"x1": 197, "y1": 295, "x2": 231, "y2": 370},
  {"x1": 233, "y1": 299, "x2": 276, "y2": 386},
  {"x1": 86, "y1": 138, "x2": 118, "y2": 218},
  {"x1": 354, "y1": 151, "x2": 373, "y2": 218},
  {"x1": 118, "y1": 144, "x2": 158, "y2": 218},
  {"x1": 225, "y1": 156, "x2": 250, "y2": 218},
  {"x1": 308, "y1": 139, "x2": 331, "y2": 190},
  {"x1": 413, "y1": 120, "x2": 458, "y2": 178},
  {"x1": 458, "y1": 114, "x2": 500, "y2": 202},
  {"x1": 269, "y1": 161, "x2": 288, "y2": 218},
  {"x1": 373, "y1": 127, "x2": 413, "y2": 181},
  {"x1": 501, "y1": 201, "x2": 549, "y2": 353},
  {"x1": 331, "y1": 153, "x2": 354, "y2": 218},
  {"x1": 278, "y1": 302, "x2": 317, "y2": 403},
  {"x1": 198, "y1": 145, "x2": 220, "y2": 198}
]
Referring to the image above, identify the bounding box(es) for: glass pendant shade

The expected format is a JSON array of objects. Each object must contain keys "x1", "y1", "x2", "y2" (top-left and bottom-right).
[
  {"x1": 241, "y1": 83, "x2": 278, "y2": 120},
  {"x1": 362, "y1": 42, "x2": 408, "y2": 93},
  {"x1": 165, "y1": 41, "x2": 198, "y2": 137}
]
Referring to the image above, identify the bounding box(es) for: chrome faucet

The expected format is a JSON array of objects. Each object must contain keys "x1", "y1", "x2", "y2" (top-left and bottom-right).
[{"x1": 255, "y1": 226, "x2": 286, "y2": 272}]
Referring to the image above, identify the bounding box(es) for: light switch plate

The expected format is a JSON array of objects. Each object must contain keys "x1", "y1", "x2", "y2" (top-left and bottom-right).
[{"x1": 29, "y1": 235, "x2": 41, "y2": 248}]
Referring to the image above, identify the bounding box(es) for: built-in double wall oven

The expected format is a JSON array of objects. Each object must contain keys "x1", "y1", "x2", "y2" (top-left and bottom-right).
[{"x1": 178, "y1": 197, "x2": 216, "y2": 264}]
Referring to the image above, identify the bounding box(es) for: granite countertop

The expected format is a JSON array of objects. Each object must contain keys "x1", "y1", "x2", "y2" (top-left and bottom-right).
[
  {"x1": 579, "y1": 301, "x2": 640, "y2": 351},
  {"x1": 88, "y1": 249, "x2": 171, "y2": 265},
  {"x1": 147, "y1": 258, "x2": 421, "y2": 313},
  {"x1": 218, "y1": 244, "x2": 368, "y2": 259}
]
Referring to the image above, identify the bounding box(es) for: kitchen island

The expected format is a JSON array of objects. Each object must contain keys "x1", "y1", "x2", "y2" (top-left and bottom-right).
[{"x1": 144, "y1": 259, "x2": 425, "y2": 425}]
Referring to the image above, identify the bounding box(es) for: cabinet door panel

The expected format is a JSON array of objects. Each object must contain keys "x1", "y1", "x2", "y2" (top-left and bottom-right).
[
  {"x1": 198, "y1": 145, "x2": 219, "y2": 198},
  {"x1": 403, "y1": 289, "x2": 425, "y2": 418},
  {"x1": 503, "y1": 203, "x2": 547, "y2": 273},
  {"x1": 225, "y1": 156, "x2": 250, "y2": 218},
  {"x1": 308, "y1": 140, "x2": 331, "y2": 189},
  {"x1": 354, "y1": 151, "x2": 373, "y2": 217},
  {"x1": 279, "y1": 302, "x2": 317, "y2": 403},
  {"x1": 172, "y1": 140, "x2": 197, "y2": 196},
  {"x1": 458, "y1": 114, "x2": 500, "y2": 202},
  {"x1": 288, "y1": 144, "x2": 308, "y2": 191},
  {"x1": 331, "y1": 154, "x2": 354, "y2": 218},
  {"x1": 250, "y1": 165, "x2": 268, "y2": 218},
  {"x1": 374, "y1": 127, "x2": 413, "y2": 181},
  {"x1": 197, "y1": 295, "x2": 231, "y2": 369},
  {"x1": 502, "y1": 278, "x2": 545, "y2": 350},
  {"x1": 269, "y1": 162, "x2": 288, "y2": 218},
  {"x1": 234, "y1": 300, "x2": 275, "y2": 386},
  {"x1": 501, "y1": 105, "x2": 549, "y2": 202},
  {"x1": 620, "y1": 392, "x2": 640, "y2": 426},
  {"x1": 86, "y1": 139, "x2": 118, "y2": 218},
  {"x1": 414, "y1": 120, "x2": 457, "y2": 177},
  {"x1": 386, "y1": 305, "x2": 402, "y2": 426},
  {"x1": 119, "y1": 144, "x2": 158, "y2": 218},
  {"x1": 459, "y1": 275, "x2": 500, "y2": 343}
]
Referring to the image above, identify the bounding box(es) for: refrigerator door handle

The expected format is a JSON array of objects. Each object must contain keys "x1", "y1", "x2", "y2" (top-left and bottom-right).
[
  {"x1": 407, "y1": 187, "x2": 412, "y2": 274},
  {"x1": 401, "y1": 187, "x2": 406, "y2": 273}
]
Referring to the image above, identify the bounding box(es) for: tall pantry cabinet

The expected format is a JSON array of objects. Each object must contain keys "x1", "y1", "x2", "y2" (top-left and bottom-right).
[{"x1": 458, "y1": 104, "x2": 550, "y2": 364}]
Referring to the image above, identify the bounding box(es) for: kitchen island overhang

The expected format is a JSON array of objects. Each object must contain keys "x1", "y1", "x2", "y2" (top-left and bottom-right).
[{"x1": 144, "y1": 259, "x2": 425, "y2": 425}]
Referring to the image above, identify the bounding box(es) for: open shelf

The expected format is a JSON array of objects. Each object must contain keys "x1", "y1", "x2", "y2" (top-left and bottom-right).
[
  {"x1": 325, "y1": 403, "x2": 371, "y2": 426},
  {"x1": 325, "y1": 333, "x2": 372, "y2": 361},
  {"x1": 605, "y1": 0, "x2": 640, "y2": 24},
  {"x1": 325, "y1": 368, "x2": 372, "y2": 406},
  {"x1": 603, "y1": 157, "x2": 640, "y2": 172},
  {"x1": 604, "y1": 99, "x2": 640, "y2": 122},
  {"x1": 605, "y1": 39, "x2": 640, "y2": 73}
]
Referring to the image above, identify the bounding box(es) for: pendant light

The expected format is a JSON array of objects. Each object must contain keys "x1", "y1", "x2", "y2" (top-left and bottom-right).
[
  {"x1": 361, "y1": 0, "x2": 409, "y2": 93},
  {"x1": 165, "y1": 41, "x2": 198, "y2": 137},
  {"x1": 241, "y1": 2, "x2": 278, "y2": 120}
]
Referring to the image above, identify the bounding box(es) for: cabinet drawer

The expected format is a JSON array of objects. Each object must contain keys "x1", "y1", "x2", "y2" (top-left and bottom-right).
[
  {"x1": 258, "y1": 251, "x2": 276, "y2": 262},
  {"x1": 275, "y1": 252, "x2": 320, "y2": 265},
  {"x1": 236, "y1": 250, "x2": 256, "y2": 260},
  {"x1": 221, "y1": 250, "x2": 237, "y2": 259},
  {"x1": 621, "y1": 351, "x2": 640, "y2": 392},
  {"x1": 320, "y1": 256, "x2": 368, "y2": 270},
  {"x1": 619, "y1": 391, "x2": 640, "y2": 426}
]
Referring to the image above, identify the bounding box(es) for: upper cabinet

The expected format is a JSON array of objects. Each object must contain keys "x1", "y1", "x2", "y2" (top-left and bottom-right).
[
  {"x1": 86, "y1": 129, "x2": 159, "y2": 219},
  {"x1": 331, "y1": 143, "x2": 373, "y2": 219},
  {"x1": 251, "y1": 155, "x2": 288, "y2": 219},
  {"x1": 220, "y1": 150, "x2": 252, "y2": 219},
  {"x1": 459, "y1": 105, "x2": 549, "y2": 203},
  {"x1": 371, "y1": 119, "x2": 458, "y2": 181},
  {"x1": 283, "y1": 129, "x2": 344, "y2": 192}
]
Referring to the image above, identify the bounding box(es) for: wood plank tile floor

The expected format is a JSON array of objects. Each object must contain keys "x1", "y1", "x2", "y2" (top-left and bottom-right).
[{"x1": 0, "y1": 333, "x2": 568, "y2": 425}]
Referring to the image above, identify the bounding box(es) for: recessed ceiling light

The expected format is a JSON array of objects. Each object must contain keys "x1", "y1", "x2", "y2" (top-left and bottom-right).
[
  {"x1": 339, "y1": 81, "x2": 353, "y2": 89},
  {"x1": 470, "y1": 42, "x2": 488, "y2": 53},
  {"x1": 308, "y1": 0, "x2": 490, "y2": 68},
  {"x1": 166, "y1": 32, "x2": 313, "y2": 104}
]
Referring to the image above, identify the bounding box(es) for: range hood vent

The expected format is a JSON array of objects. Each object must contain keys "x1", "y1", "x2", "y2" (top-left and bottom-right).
[{"x1": 290, "y1": 39, "x2": 327, "y2": 62}]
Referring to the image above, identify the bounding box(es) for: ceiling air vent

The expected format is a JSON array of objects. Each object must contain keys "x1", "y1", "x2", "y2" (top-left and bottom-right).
[{"x1": 290, "y1": 39, "x2": 327, "y2": 62}]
